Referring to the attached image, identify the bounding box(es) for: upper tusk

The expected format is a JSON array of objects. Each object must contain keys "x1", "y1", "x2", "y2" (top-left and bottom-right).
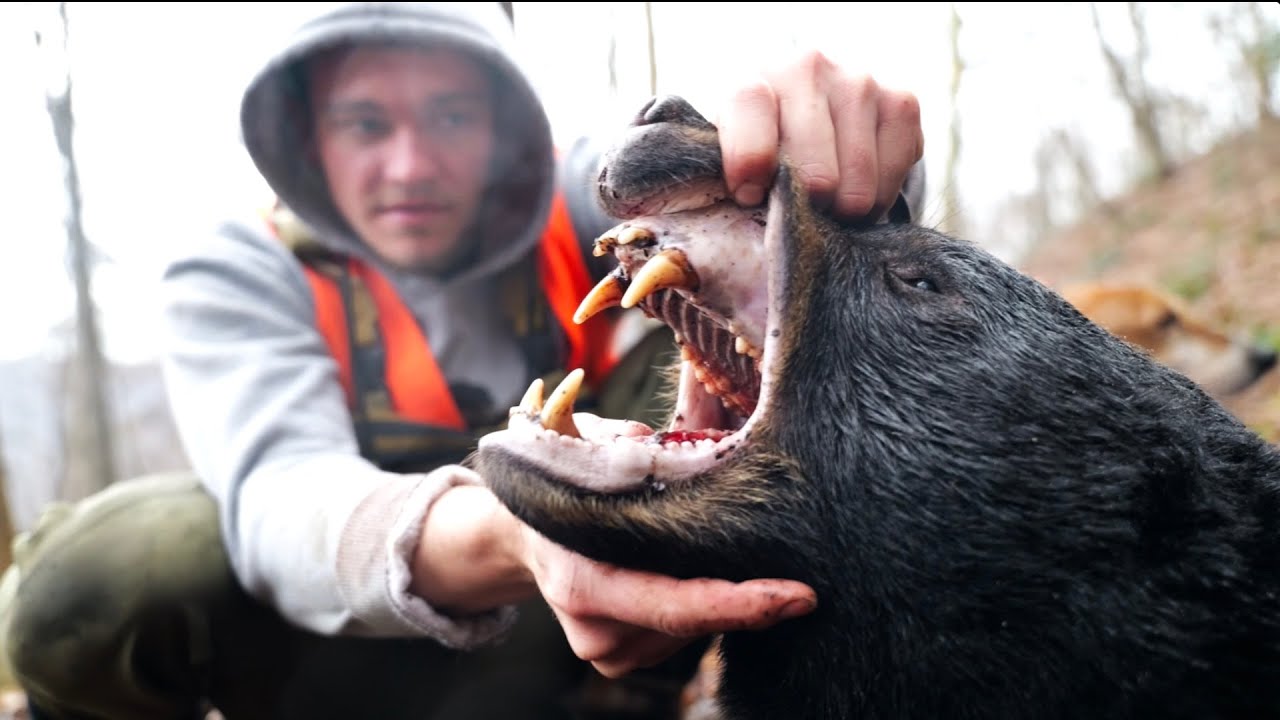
[
  {"x1": 621, "y1": 249, "x2": 699, "y2": 309},
  {"x1": 617, "y1": 226, "x2": 654, "y2": 246},
  {"x1": 574, "y1": 272, "x2": 625, "y2": 325}
]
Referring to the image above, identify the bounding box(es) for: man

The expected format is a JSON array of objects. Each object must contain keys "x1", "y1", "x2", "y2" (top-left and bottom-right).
[{"x1": 1, "y1": 3, "x2": 926, "y2": 718}]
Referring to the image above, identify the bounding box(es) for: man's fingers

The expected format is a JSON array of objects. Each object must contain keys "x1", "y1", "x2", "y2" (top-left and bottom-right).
[
  {"x1": 560, "y1": 614, "x2": 696, "y2": 676},
  {"x1": 531, "y1": 539, "x2": 817, "y2": 677},
  {"x1": 562, "y1": 558, "x2": 817, "y2": 638},
  {"x1": 556, "y1": 614, "x2": 647, "y2": 667},
  {"x1": 591, "y1": 636, "x2": 690, "y2": 679},
  {"x1": 767, "y1": 50, "x2": 841, "y2": 211},
  {"x1": 870, "y1": 88, "x2": 924, "y2": 220},
  {"x1": 827, "y1": 73, "x2": 882, "y2": 219},
  {"x1": 718, "y1": 79, "x2": 779, "y2": 208}
]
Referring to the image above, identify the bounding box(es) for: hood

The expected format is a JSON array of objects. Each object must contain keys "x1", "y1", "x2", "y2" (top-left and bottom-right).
[{"x1": 239, "y1": 2, "x2": 555, "y2": 284}]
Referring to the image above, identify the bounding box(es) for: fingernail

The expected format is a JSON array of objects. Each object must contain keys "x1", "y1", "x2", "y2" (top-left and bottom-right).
[
  {"x1": 734, "y1": 182, "x2": 764, "y2": 208},
  {"x1": 781, "y1": 597, "x2": 816, "y2": 619}
]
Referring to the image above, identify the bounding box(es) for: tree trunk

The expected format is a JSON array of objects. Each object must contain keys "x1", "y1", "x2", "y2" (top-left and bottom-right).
[
  {"x1": 1089, "y1": 2, "x2": 1174, "y2": 181},
  {"x1": 41, "y1": 2, "x2": 117, "y2": 500},
  {"x1": 644, "y1": 2, "x2": 657, "y2": 96},
  {"x1": 942, "y1": 3, "x2": 966, "y2": 237},
  {"x1": 1245, "y1": 1, "x2": 1277, "y2": 123},
  {"x1": 0, "y1": 431, "x2": 14, "y2": 572}
]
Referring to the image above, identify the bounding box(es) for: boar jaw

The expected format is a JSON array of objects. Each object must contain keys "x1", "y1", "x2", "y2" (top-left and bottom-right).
[{"x1": 477, "y1": 195, "x2": 792, "y2": 495}]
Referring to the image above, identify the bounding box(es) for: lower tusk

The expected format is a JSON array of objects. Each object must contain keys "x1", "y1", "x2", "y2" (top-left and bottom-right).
[
  {"x1": 519, "y1": 377, "x2": 544, "y2": 415},
  {"x1": 540, "y1": 368, "x2": 584, "y2": 439}
]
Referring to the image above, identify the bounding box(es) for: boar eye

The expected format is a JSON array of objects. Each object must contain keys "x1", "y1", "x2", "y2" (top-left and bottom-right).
[
  {"x1": 906, "y1": 277, "x2": 938, "y2": 293},
  {"x1": 887, "y1": 266, "x2": 941, "y2": 295}
]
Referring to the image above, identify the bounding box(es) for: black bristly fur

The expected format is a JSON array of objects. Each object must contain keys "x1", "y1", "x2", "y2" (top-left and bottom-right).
[
  {"x1": 480, "y1": 96, "x2": 1280, "y2": 720},
  {"x1": 723, "y1": 175, "x2": 1280, "y2": 718}
]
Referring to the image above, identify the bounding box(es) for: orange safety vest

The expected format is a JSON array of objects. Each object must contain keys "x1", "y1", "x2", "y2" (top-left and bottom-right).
[{"x1": 263, "y1": 192, "x2": 620, "y2": 470}]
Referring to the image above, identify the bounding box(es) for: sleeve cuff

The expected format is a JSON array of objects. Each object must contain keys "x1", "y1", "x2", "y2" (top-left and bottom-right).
[{"x1": 334, "y1": 465, "x2": 519, "y2": 649}]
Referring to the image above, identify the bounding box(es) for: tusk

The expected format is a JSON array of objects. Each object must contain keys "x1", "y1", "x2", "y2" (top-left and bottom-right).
[
  {"x1": 519, "y1": 377, "x2": 544, "y2": 414},
  {"x1": 617, "y1": 226, "x2": 655, "y2": 246},
  {"x1": 621, "y1": 249, "x2": 699, "y2": 309},
  {"x1": 574, "y1": 273, "x2": 625, "y2": 325},
  {"x1": 540, "y1": 368, "x2": 584, "y2": 439}
]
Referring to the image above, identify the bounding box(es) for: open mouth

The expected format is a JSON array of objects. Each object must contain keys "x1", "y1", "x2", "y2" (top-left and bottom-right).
[{"x1": 481, "y1": 199, "x2": 781, "y2": 494}]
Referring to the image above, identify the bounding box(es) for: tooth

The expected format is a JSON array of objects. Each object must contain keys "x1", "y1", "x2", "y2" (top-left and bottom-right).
[
  {"x1": 680, "y1": 345, "x2": 694, "y2": 362},
  {"x1": 592, "y1": 231, "x2": 619, "y2": 257},
  {"x1": 621, "y1": 249, "x2": 698, "y2": 309},
  {"x1": 734, "y1": 336, "x2": 750, "y2": 355},
  {"x1": 519, "y1": 377, "x2": 544, "y2": 414},
  {"x1": 574, "y1": 274, "x2": 624, "y2": 324},
  {"x1": 618, "y1": 226, "x2": 654, "y2": 246},
  {"x1": 540, "y1": 368, "x2": 584, "y2": 438}
]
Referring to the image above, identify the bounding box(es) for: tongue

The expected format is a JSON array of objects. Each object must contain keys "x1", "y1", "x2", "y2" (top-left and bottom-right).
[{"x1": 655, "y1": 429, "x2": 722, "y2": 444}]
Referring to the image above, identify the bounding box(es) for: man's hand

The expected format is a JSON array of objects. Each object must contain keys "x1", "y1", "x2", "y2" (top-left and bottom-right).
[
  {"x1": 717, "y1": 50, "x2": 924, "y2": 222},
  {"x1": 516, "y1": 522, "x2": 817, "y2": 679},
  {"x1": 412, "y1": 482, "x2": 817, "y2": 679}
]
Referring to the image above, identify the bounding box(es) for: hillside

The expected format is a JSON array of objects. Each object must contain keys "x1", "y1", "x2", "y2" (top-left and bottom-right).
[{"x1": 1019, "y1": 117, "x2": 1280, "y2": 442}]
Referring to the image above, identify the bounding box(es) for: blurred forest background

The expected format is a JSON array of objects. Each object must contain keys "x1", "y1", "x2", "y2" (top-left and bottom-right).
[{"x1": 0, "y1": 1, "x2": 1277, "y2": 558}]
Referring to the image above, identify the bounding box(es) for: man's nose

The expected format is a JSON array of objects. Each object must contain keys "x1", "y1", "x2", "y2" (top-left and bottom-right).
[{"x1": 384, "y1": 128, "x2": 443, "y2": 183}]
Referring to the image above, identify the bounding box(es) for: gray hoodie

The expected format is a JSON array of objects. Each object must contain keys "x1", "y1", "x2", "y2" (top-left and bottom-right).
[
  {"x1": 160, "y1": 1, "x2": 614, "y2": 648},
  {"x1": 160, "y1": 0, "x2": 927, "y2": 649}
]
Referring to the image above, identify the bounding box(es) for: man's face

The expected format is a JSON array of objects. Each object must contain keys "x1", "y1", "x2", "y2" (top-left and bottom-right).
[{"x1": 308, "y1": 45, "x2": 496, "y2": 274}]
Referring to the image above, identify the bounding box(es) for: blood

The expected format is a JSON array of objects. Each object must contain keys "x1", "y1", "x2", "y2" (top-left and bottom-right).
[{"x1": 655, "y1": 430, "x2": 713, "y2": 444}]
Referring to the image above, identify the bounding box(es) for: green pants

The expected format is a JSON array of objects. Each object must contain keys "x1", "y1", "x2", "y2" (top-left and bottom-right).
[
  {"x1": 0, "y1": 324, "x2": 697, "y2": 720},
  {"x1": 0, "y1": 472, "x2": 703, "y2": 720}
]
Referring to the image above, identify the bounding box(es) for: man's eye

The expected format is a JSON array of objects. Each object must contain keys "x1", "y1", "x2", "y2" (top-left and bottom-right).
[
  {"x1": 442, "y1": 112, "x2": 473, "y2": 127},
  {"x1": 431, "y1": 110, "x2": 484, "y2": 132},
  {"x1": 334, "y1": 116, "x2": 389, "y2": 137},
  {"x1": 354, "y1": 117, "x2": 389, "y2": 135}
]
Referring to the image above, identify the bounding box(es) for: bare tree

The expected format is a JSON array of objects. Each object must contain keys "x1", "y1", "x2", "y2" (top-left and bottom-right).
[
  {"x1": 0, "y1": 429, "x2": 14, "y2": 572},
  {"x1": 38, "y1": 2, "x2": 116, "y2": 500},
  {"x1": 1209, "y1": 2, "x2": 1279, "y2": 125},
  {"x1": 1245, "y1": 1, "x2": 1279, "y2": 123},
  {"x1": 1089, "y1": 2, "x2": 1175, "y2": 181},
  {"x1": 644, "y1": 1, "x2": 657, "y2": 96},
  {"x1": 1029, "y1": 135, "x2": 1057, "y2": 242},
  {"x1": 607, "y1": 5, "x2": 619, "y2": 100},
  {"x1": 1052, "y1": 127, "x2": 1111, "y2": 221},
  {"x1": 941, "y1": 3, "x2": 966, "y2": 237}
]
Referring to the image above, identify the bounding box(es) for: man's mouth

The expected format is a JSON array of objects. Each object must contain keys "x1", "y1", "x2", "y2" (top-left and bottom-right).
[{"x1": 377, "y1": 203, "x2": 452, "y2": 222}]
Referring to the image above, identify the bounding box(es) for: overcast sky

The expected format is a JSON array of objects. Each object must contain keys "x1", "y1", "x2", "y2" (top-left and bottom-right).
[{"x1": 0, "y1": 2, "x2": 1263, "y2": 362}]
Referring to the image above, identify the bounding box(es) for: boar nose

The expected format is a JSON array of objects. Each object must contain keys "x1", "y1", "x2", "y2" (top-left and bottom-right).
[
  {"x1": 634, "y1": 95, "x2": 713, "y2": 129},
  {"x1": 1251, "y1": 346, "x2": 1277, "y2": 375}
]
